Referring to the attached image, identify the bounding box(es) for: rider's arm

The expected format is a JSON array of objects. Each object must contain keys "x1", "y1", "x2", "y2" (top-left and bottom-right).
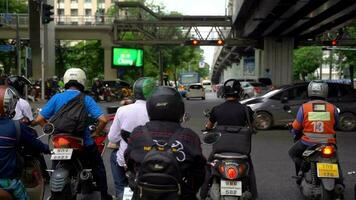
[
  {"x1": 85, "y1": 96, "x2": 108, "y2": 137},
  {"x1": 291, "y1": 106, "x2": 304, "y2": 139},
  {"x1": 31, "y1": 96, "x2": 57, "y2": 127},
  {"x1": 108, "y1": 108, "x2": 123, "y2": 143},
  {"x1": 205, "y1": 108, "x2": 217, "y2": 130},
  {"x1": 19, "y1": 124, "x2": 50, "y2": 154}
]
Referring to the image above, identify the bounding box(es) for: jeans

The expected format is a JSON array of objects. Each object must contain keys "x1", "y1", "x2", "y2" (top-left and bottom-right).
[
  {"x1": 110, "y1": 150, "x2": 128, "y2": 199},
  {"x1": 288, "y1": 140, "x2": 308, "y2": 175}
]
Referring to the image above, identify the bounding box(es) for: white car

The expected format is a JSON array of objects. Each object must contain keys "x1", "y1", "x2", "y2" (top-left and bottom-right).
[
  {"x1": 202, "y1": 80, "x2": 212, "y2": 92},
  {"x1": 186, "y1": 84, "x2": 205, "y2": 100}
]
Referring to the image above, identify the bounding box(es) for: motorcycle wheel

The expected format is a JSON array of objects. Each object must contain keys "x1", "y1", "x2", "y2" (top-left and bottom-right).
[{"x1": 320, "y1": 185, "x2": 334, "y2": 200}]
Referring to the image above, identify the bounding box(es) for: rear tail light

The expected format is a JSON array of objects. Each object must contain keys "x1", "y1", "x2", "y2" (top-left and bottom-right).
[
  {"x1": 52, "y1": 135, "x2": 84, "y2": 149},
  {"x1": 254, "y1": 87, "x2": 262, "y2": 94},
  {"x1": 226, "y1": 167, "x2": 238, "y2": 180},
  {"x1": 321, "y1": 145, "x2": 335, "y2": 158}
]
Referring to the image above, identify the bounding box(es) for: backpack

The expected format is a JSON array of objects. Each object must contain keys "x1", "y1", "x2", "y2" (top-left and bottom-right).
[
  {"x1": 134, "y1": 127, "x2": 183, "y2": 200},
  {"x1": 50, "y1": 93, "x2": 88, "y2": 136}
]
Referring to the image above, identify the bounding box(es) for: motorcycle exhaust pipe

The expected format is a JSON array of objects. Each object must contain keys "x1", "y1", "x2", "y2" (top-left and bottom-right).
[{"x1": 334, "y1": 184, "x2": 345, "y2": 195}]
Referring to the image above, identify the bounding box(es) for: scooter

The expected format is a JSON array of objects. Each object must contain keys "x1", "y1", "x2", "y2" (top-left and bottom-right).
[{"x1": 203, "y1": 131, "x2": 255, "y2": 200}]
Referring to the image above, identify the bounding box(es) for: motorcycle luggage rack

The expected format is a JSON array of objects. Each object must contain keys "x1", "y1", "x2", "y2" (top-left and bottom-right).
[{"x1": 214, "y1": 153, "x2": 248, "y2": 159}]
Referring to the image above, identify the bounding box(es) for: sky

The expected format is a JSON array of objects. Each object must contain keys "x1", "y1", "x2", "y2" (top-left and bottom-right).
[{"x1": 152, "y1": 0, "x2": 227, "y2": 67}]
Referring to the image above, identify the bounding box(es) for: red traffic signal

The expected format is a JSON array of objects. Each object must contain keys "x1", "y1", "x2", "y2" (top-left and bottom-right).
[
  {"x1": 191, "y1": 39, "x2": 199, "y2": 46},
  {"x1": 184, "y1": 39, "x2": 225, "y2": 46},
  {"x1": 216, "y1": 39, "x2": 224, "y2": 46},
  {"x1": 331, "y1": 39, "x2": 337, "y2": 46}
]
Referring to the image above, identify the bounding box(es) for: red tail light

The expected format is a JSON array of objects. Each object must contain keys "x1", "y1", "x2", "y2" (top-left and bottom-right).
[
  {"x1": 322, "y1": 145, "x2": 335, "y2": 158},
  {"x1": 52, "y1": 135, "x2": 84, "y2": 149},
  {"x1": 226, "y1": 167, "x2": 238, "y2": 180},
  {"x1": 254, "y1": 87, "x2": 261, "y2": 94}
]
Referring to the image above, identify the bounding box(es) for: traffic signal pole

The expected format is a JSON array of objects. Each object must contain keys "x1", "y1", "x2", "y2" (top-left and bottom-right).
[{"x1": 16, "y1": 14, "x2": 21, "y2": 76}]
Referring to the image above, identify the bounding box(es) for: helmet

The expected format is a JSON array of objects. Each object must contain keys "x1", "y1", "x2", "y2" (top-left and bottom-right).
[
  {"x1": 147, "y1": 86, "x2": 184, "y2": 122},
  {"x1": 223, "y1": 79, "x2": 242, "y2": 98},
  {"x1": 63, "y1": 68, "x2": 86, "y2": 91},
  {"x1": 6, "y1": 75, "x2": 32, "y2": 97},
  {"x1": 308, "y1": 80, "x2": 328, "y2": 99},
  {"x1": 0, "y1": 86, "x2": 18, "y2": 118},
  {"x1": 133, "y1": 77, "x2": 156, "y2": 100}
]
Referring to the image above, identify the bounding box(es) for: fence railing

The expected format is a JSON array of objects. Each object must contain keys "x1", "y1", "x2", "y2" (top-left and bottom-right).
[{"x1": 0, "y1": 13, "x2": 114, "y2": 26}]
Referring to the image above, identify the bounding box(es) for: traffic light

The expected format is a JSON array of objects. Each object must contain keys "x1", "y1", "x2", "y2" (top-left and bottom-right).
[
  {"x1": 331, "y1": 39, "x2": 337, "y2": 46},
  {"x1": 42, "y1": 3, "x2": 54, "y2": 24},
  {"x1": 184, "y1": 39, "x2": 225, "y2": 46}
]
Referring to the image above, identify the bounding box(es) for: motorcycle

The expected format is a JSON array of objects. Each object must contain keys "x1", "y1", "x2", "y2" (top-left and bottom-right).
[
  {"x1": 102, "y1": 84, "x2": 115, "y2": 102},
  {"x1": 43, "y1": 123, "x2": 100, "y2": 200},
  {"x1": 283, "y1": 105, "x2": 344, "y2": 200},
  {"x1": 202, "y1": 131, "x2": 255, "y2": 200}
]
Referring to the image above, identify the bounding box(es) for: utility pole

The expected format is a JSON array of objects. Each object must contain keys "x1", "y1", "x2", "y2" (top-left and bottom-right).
[
  {"x1": 329, "y1": 49, "x2": 333, "y2": 80},
  {"x1": 16, "y1": 14, "x2": 21, "y2": 76},
  {"x1": 159, "y1": 49, "x2": 163, "y2": 86}
]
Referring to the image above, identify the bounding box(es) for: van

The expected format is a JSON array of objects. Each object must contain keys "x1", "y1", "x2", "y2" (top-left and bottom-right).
[{"x1": 202, "y1": 80, "x2": 212, "y2": 92}]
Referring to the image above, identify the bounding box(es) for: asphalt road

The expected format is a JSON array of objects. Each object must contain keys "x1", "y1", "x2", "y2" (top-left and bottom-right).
[{"x1": 39, "y1": 92, "x2": 356, "y2": 200}]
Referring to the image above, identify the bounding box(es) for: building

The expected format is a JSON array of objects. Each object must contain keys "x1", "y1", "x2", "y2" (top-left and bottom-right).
[{"x1": 54, "y1": 0, "x2": 116, "y2": 24}]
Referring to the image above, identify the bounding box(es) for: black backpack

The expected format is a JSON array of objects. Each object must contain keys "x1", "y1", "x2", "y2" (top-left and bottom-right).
[
  {"x1": 49, "y1": 93, "x2": 87, "y2": 136},
  {"x1": 134, "y1": 127, "x2": 183, "y2": 200}
]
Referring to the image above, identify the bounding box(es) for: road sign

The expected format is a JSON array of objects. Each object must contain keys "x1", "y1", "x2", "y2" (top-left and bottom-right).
[{"x1": 0, "y1": 45, "x2": 15, "y2": 52}]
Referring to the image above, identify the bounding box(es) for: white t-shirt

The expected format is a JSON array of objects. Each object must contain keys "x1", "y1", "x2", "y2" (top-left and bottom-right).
[
  {"x1": 108, "y1": 100, "x2": 149, "y2": 166},
  {"x1": 13, "y1": 98, "x2": 34, "y2": 121}
]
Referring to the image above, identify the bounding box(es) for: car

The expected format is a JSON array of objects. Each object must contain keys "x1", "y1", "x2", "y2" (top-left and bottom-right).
[
  {"x1": 241, "y1": 82, "x2": 356, "y2": 131},
  {"x1": 102, "y1": 79, "x2": 132, "y2": 99},
  {"x1": 186, "y1": 83, "x2": 205, "y2": 100},
  {"x1": 240, "y1": 81, "x2": 270, "y2": 99},
  {"x1": 202, "y1": 80, "x2": 212, "y2": 92}
]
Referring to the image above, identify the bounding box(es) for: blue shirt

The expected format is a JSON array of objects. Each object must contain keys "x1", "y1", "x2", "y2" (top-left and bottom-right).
[{"x1": 40, "y1": 90, "x2": 104, "y2": 146}]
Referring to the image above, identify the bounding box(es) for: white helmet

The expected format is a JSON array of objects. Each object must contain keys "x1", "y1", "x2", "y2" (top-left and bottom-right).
[
  {"x1": 0, "y1": 86, "x2": 19, "y2": 118},
  {"x1": 63, "y1": 68, "x2": 86, "y2": 90}
]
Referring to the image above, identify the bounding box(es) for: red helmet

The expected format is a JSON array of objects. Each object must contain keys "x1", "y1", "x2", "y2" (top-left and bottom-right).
[{"x1": 0, "y1": 86, "x2": 18, "y2": 118}]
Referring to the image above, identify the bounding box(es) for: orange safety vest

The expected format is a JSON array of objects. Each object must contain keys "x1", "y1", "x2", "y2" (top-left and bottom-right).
[{"x1": 301, "y1": 100, "x2": 336, "y2": 144}]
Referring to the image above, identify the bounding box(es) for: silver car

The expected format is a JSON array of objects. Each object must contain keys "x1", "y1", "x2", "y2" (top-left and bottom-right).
[{"x1": 241, "y1": 82, "x2": 356, "y2": 131}]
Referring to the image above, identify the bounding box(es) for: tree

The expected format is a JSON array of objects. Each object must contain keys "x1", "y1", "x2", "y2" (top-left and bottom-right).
[
  {"x1": 293, "y1": 46, "x2": 323, "y2": 80},
  {"x1": 0, "y1": 0, "x2": 27, "y2": 13}
]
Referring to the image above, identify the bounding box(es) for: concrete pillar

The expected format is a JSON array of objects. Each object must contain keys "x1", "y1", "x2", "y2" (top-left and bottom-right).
[
  {"x1": 44, "y1": 0, "x2": 56, "y2": 78},
  {"x1": 255, "y1": 49, "x2": 264, "y2": 77},
  {"x1": 263, "y1": 37, "x2": 294, "y2": 86},
  {"x1": 29, "y1": 1, "x2": 41, "y2": 79},
  {"x1": 102, "y1": 42, "x2": 117, "y2": 80}
]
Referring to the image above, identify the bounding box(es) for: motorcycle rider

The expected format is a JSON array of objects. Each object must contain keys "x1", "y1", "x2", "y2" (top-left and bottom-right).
[
  {"x1": 5, "y1": 75, "x2": 34, "y2": 125},
  {"x1": 0, "y1": 86, "x2": 50, "y2": 200},
  {"x1": 200, "y1": 79, "x2": 258, "y2": 200},
  {"x1": 92, "y1": 78, "x2": 103, "y2": 100},
  {"x1": 108, "y1": 77, "x2": 156, "y2": 199},
  {"x1": 32, "y1": 68, "x2": 113, "y2": 200},
  {"x1": 125, "y1": 86, "x2": 206, "y2": 200},
  {"x1": 288, "y1": 81, "x2": 341, "y2": 182}
]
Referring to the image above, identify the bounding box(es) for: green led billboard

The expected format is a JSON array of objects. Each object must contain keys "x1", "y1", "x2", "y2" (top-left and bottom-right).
[{"x1": 112, "y1": 47, "x2": 143, "y2": 67}]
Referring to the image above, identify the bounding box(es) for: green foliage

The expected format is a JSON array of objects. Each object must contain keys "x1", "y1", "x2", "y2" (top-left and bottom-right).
[
  {"x1": 0, "y1": 0, "x2": 27, "y2": 13},
  {"x1": 337, "y1": 26, "x2": 356, "y2": 74},
  {"x1": 55, "y1": 40, "x2": 104, "y2": 83},
  {"x1": 293, "y1": 46, "x2": 323, "y2": 80}
]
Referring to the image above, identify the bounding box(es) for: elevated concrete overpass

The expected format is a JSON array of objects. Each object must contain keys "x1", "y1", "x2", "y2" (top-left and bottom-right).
[
  {"x1": 0, "y1": 14, "x2": 118, "y2": 79},
  {"x1": 212, "y1": 0, "x2": 356, "y2": 85}
]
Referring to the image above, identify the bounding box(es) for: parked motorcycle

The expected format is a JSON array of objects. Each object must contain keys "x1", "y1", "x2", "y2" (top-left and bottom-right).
[{"x1": 203, "y1": 131, "x2": 254, "y2": 200}]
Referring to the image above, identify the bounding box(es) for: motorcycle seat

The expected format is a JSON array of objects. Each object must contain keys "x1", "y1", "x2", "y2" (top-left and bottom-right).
[{"x1": 214, "y1": 152, "x2": 249, "y2": 159}]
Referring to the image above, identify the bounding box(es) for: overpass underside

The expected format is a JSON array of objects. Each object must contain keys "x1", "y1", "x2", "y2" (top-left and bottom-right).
[{"x1": 212, "y1": 0, "x2": 356, "y2": 85}]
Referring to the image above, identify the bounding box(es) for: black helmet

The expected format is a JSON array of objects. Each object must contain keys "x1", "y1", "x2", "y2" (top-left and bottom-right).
[
  {"x1": 6, "y1": 75, "x2": 32, "y2": 97},
  {"x1": 223, "y1": 79, "x2": 242, "y2": 98},
  {"x1": 133, "y1": 77, "x2": 156, "y2": 100},
  {"x1": 147, "y1": 86, "x2": 184, "y2": 122}
]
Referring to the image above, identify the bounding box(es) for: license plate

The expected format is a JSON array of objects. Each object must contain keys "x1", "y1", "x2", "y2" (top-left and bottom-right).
[
  {"x1": 123, "y1": 187, "x2": 133, "y2": 200},
  {"x1": 50, "y1": 149, "x2": 73, "y2": 160},
  {"x1": 317, "y1": 163, "x2": 339, "y2": 178},
  {"x1": 220, "y1": 180, "x2": 242, "y2": 196}
]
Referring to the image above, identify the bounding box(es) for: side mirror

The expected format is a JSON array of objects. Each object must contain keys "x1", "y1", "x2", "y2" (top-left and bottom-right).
[
  {"x1": 336, "y1": 107, "x2": 340, "y2": 114},
  {"x1": 203, "y1": 109, "x2": 210, "y2": 118},
  {"x1": 182, "y1": 112, "x2": 191, "y2": 123},
  {"x1": 281, "y1": 96, "x2": 288, "y2": 103},
  {"x1": 202, "y1": 132, "x2": 221, "y2": 144},
  {"x1": 43, "y1": 123, "x2": 55, "y2": 135}
]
